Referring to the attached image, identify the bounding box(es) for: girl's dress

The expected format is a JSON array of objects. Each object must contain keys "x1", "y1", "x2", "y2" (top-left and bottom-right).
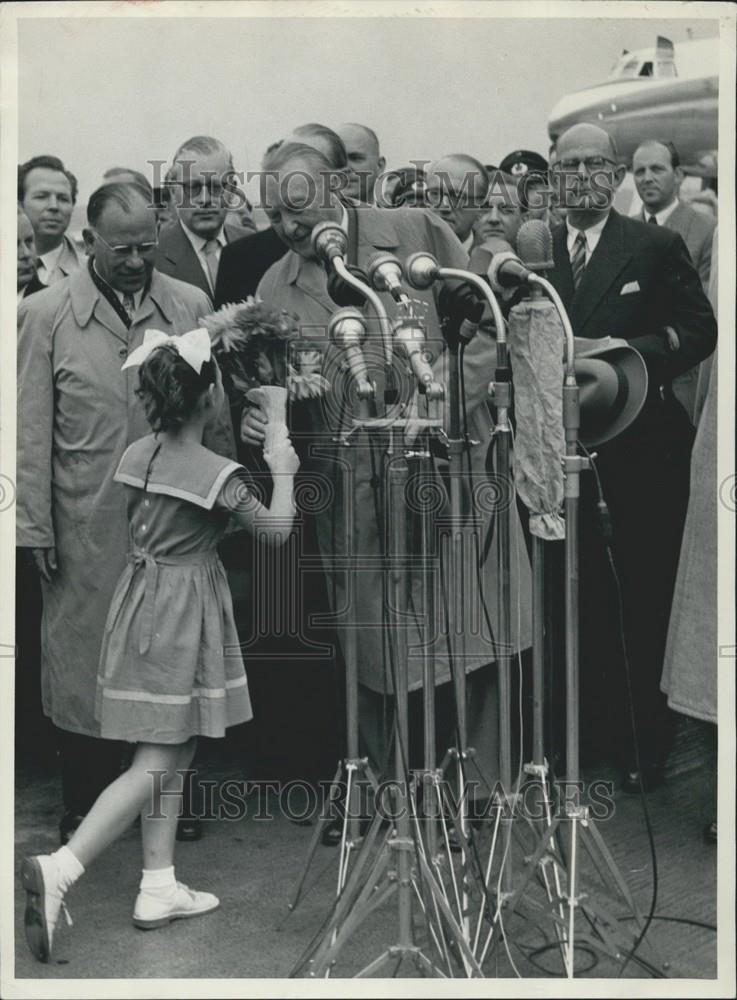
[{"x1": 95, "y1": 434, "x2": 253, "y2": 743}]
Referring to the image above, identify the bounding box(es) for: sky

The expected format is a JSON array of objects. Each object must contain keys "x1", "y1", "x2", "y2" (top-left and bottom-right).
[{"x1": 17, "y1": 11, "x2": 719, "y2": 214}]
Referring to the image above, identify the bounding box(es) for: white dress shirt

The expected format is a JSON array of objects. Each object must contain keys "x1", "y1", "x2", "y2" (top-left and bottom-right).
[
  {"x1": 93, "y1": 262, "x2": 145, "y2": 311},
  {"x1": 37, "y1": 243, "x2": 65, "y2": 286},
  {"x1": 565, "y1": 213, "x2": 610, "y2": 264},
  {"x1": 642, "y1": 198, "x2": 679, "y2": 227},
  {"x1": 181, "y1": 223, "x2": 228, "y2": 291}
]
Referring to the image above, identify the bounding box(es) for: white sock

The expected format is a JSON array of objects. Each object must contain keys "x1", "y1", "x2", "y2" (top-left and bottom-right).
[
  {"x1": 50, "y1": 846, "x2": 85, "y2": 894},
  {"x1": 139, "y1": 865, "x2": 176, "y2": 898}
]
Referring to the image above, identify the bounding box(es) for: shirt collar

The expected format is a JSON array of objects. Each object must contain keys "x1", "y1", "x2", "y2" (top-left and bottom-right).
[
  {"x1": 38, "y1": 242, "x2": 65, "y2": 272},
  {"x1": 646, "y1": 198, "x2": 679, "y2": 226},
  {"x1": 180, "y1": 220, "x2": 227, "y2": 253},
  {"x1": 92, "y1": 261, "x2": 146, "y2": 309},
  {"x1": 566, "y1": 211, "x2": 610, "y2": 251}
]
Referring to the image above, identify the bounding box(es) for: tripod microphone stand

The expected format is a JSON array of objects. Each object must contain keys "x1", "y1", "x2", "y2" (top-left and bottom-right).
[
  {"x1": 404, "y1": 255, "x2": 518, "y2": 936},
  {"x1": 495, "y1": 272, "x2": 660, "y2": 978},
  {"x1": 289, "y1": 233, "x2": 481, "y2": 977}
]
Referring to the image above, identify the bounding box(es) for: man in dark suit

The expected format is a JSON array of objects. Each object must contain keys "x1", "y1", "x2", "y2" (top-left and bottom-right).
[
  {"x1": 155, "y1": 136, "x2": 253, "y2": 299},
  {"x1": 632, "y1": 139, "x2": 717, "y2": 422},
  {"x1": 547, "y1": 124, "x2": 717, "y2": 792}
]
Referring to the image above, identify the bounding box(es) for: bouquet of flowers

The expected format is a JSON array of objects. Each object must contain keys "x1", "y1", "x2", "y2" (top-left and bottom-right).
[{"x1": 202, "y1": 297, "x2": 329, "y2": 401}]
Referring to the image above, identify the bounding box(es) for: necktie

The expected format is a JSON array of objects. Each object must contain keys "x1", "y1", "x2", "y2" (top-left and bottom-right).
[
  {"x1": 648, "y1": 215, "x2": 658, "y2": 225},
  {"x1": 122, "y1": 293, "x2": 136, "y2": 322},
  {"x1": 570, "y1": 231, "x2": 587, "y2": 291},
  {"x1": 202, "y1": 239, "x2": 220, "y2": 293}
]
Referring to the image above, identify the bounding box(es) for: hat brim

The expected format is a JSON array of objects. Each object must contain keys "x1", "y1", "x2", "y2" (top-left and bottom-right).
[{"x1": 574, "y1": 338, "x2": 648, "y2": 447}]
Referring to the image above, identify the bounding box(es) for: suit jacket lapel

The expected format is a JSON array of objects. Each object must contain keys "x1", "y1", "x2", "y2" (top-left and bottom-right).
[
  {"x1": 164, "y1": 222, "x2": 210, "y2": 295},
  {"x1": 569, "y1": 211, "x2": 632, "y2": 333},
  {"x1": 550, "y1": 223, "x2": 575, "y2": 310}
]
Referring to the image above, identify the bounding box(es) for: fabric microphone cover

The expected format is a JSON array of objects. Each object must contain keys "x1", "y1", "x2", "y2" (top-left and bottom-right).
[{"x1": 508, "y1": 297, "x2": 566, "y2": 540}]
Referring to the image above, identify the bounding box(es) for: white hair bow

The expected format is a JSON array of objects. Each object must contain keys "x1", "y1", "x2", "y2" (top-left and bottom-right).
[{"x1": 121, "y1": 327, "x2": 212, "y2": 374}]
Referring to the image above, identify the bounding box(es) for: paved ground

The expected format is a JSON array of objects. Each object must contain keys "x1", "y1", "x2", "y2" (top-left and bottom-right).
[{"x1": 12, "y1": 716, "x2": 719, "y2": 985}]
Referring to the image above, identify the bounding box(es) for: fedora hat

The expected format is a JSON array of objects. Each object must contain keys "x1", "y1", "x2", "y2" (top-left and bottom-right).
[{"x1": 574, "y1": 337, "x2": 648, "y2": 447}]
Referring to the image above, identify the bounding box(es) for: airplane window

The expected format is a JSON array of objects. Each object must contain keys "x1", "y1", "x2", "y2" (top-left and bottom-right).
[
  {"x1": 639, "y1": 62, "x2": 653, "y2": 77},
  {"x1": 620, "y1": 58, "x2": 640, "y2": 78},
  {"x1": 656, "y1": 61, "x2": 677, "y2": 78}
]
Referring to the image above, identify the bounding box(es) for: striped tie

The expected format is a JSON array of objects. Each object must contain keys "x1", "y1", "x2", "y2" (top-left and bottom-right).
[
  {"x1": 570, "y1": 231, "x2": 587, "y2": 291},
  {"x1": 648, "y1": 215, "x2": 658, "y2": 225},
  {"x1": 122, "y1": 293, "x2": 136, "y2": 322}
]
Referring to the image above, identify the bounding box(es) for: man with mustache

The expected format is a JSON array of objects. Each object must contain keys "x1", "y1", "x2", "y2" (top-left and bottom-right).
[{"x1": 18, "y1": 155, "x2": 83, "y2": 287}]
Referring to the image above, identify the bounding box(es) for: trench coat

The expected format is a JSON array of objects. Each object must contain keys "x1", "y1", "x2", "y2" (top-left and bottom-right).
[
  {"x1": 257, "y1": 205, "x2": 532, "y2": 693},
  {"x1": 16, "y1": 266, "x2": 235, "y2": 736}
]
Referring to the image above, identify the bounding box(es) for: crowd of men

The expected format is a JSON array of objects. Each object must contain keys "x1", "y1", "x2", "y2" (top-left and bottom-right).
[{"x1": 15, "y1": 118, "x2": 718, "y2": 848}]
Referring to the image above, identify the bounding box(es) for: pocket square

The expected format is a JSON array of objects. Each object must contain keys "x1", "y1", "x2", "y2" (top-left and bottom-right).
[{"x1": 620, "y1": 280, "x2": 640, "y2": 295}]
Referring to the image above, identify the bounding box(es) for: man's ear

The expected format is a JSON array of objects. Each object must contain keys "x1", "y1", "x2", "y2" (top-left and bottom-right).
[
  {"x1": 378, "y1": 156, "x2": 386, "y2": 172},
  {"x1": 674, "y1": 166, "x2": 684, "y2": 187},
  {"x1": 613, "y1": 163, "x2": 627, "y2": 189},
  {"x1": 82, "y1": 228, "x2": 95, "y2": 255}
]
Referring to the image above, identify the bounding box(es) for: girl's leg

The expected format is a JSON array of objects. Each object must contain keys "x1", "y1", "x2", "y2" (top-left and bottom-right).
[
  {"x1": 133, "y1": 738, "x2": 218, "y2": 930},
  {"x1": 66, "y1": 742, "x2": 186, "y2": 870},
  {"x1": 21, "y1": 740, "x2": 191, "y2": 963},
  {"x1": 140, "y1": 738, "x2": 197, "y2": 871}
]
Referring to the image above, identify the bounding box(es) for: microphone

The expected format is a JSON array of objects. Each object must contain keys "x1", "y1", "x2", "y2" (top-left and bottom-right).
[
  {"x1": 516, "y1": 219, "x2": 554, "y2": 272},
  {"x1": 311, "y1": 221, "x2": 348, "y2": 264},
  {"x1": 328, "y1": 308, "x2": 374, "y2": 400},
  {"x1": 405, "y1": 251, "x2": 440, "y2": 290},
  {"x1": 366, "y1": 252, "x2": 408, "y2": 303},
  {"x1": 393, "y1": 316, "x2": 444, "y2": 399},
  {"x1": 407, "y1": 251, "x2": 486, "y2": 344},
  {"x1": 489, "y1": 250, "x2": 534, "y2": 292}
]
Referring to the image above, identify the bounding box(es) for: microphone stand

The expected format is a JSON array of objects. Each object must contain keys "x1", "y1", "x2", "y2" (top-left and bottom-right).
[
  {"x1": 495, "y1": 273, "x2": 658, "y2": 979},
  {"x1": 294, "y1": 251, "x2": 478, "y2": 978}
]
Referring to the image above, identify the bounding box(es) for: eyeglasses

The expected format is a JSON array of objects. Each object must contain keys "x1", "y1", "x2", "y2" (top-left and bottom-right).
[
  {"x1": 93, "y1": 231, "x2": 158, "y2": 258},
  {"x1": 552, "y1": 157, "x2": 617, "y2": 174}
]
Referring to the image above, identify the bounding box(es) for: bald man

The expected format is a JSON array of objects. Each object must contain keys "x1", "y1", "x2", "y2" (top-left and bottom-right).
[
  {"x1": 336, "y1": 122, "x2": 386, "y2": 203},
  {"x1": 546, "y1": 123, "x2": 716, "y2": 791},
  {"x1": 425, "y1": 155, "x2": 489, "y2": 251}
]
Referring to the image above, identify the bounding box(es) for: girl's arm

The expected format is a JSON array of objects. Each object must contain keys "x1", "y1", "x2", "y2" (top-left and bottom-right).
[{"x1": 218, "y1": 436, "x2": 299, "y2": 544}]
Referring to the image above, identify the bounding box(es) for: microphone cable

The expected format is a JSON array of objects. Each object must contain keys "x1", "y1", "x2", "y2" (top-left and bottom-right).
[{"x1": 577, "y1": 440, "x2": 660, "y2": 979}]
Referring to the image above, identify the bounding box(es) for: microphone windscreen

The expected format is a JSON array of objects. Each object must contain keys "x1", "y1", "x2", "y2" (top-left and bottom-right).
[{"x1": 516, "y1": 219, "x2": 553, "y2": 272}]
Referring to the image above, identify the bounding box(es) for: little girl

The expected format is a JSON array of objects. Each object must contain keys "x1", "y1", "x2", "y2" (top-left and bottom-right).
[{"x1": 21, "y1": 327, "x2": 299, "y2": 963}]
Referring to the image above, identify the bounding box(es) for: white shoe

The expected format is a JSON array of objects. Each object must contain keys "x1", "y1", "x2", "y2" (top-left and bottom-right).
[
  {"x1": 21, "y1": 855, "x2": 73, "y2": 963},
  {"x1": 132, "y1": 881, "x2": 219, "y2": 930}
]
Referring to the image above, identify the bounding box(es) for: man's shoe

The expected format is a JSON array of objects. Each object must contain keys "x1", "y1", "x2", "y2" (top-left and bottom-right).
[
  {"x1": 59, "y1": 813, "x2": 84, "y2": 847},
  {"x1": 132, "y1": 882, "x2": 219, "y2": 930},
  {"x1": 621, "y1": 765, "x2": 664, "y2": 794},
  {"x1": 20, "y1": 855, "x2": 72, "y2": 963},
  {"x1": 176, "y1": 818, "x2": 202, "y2": 842}
]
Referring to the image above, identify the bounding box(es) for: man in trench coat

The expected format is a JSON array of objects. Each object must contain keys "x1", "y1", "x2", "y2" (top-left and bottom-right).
[
  {"x1": 16, "y1": 181, "x2": 234, "y2": 842},
  {"x1": 246, "y1": 143, "x2": 532, "y2": 798}
]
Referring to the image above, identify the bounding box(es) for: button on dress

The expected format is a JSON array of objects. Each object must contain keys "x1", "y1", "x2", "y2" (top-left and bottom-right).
[{"x1": 96, "y1": 435, "x2": 253, "y2": 744}]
